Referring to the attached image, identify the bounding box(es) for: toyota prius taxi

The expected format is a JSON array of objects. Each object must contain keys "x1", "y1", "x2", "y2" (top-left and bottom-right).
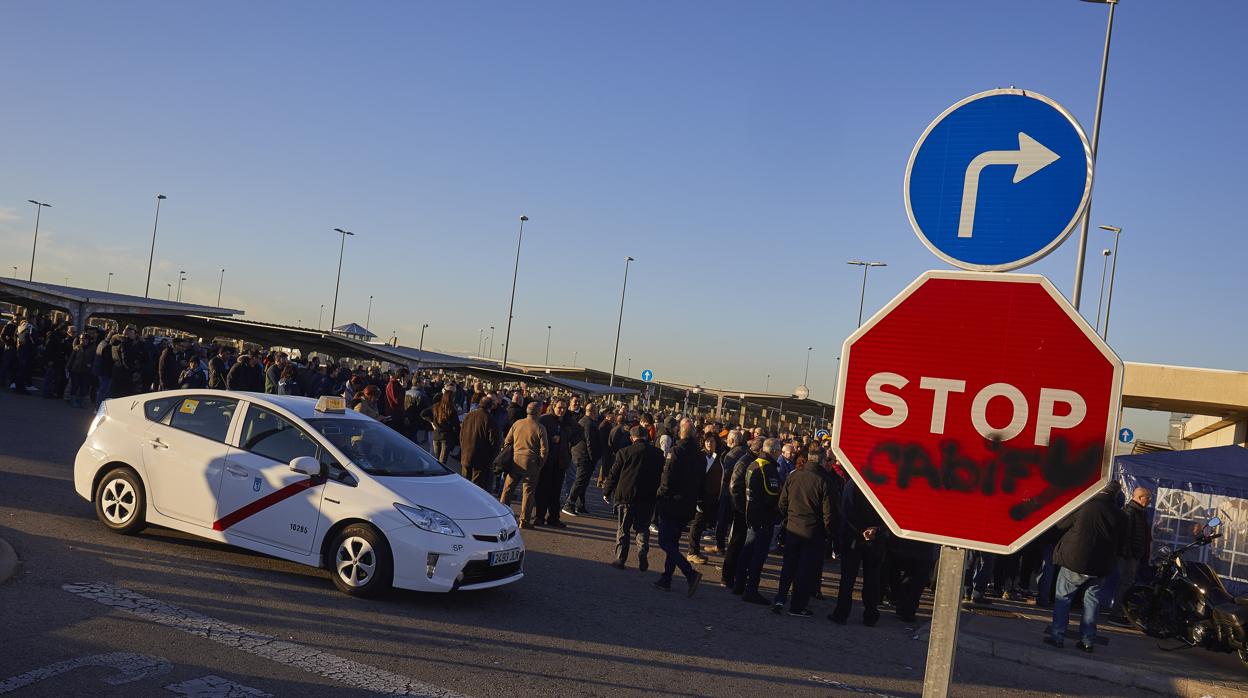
[{"x1": 74, "y1": 391, "x2": 524, "y2": 596}]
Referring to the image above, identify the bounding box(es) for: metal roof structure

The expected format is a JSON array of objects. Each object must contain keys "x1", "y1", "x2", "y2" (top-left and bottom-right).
[
  {"x1": 0, "y1": 278, "x2": 241, "y2": 331},
  {"x1": 333, "y1": 322, "x2": 376, "y2": 339}
]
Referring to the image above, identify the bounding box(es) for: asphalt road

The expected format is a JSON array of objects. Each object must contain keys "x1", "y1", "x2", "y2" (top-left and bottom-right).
[{"x1": 0, "y1": 389, "x2": 1135, "y2": 697}]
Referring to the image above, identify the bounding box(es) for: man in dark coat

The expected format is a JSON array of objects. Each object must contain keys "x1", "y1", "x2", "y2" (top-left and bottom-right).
[
  {"x1": 686, "y1": 431, "x2": 724, "y2": 564},
  {"x1": 536, "y1": 398, "x2": 572, "y2": 527},
  {"x1": 604, "y1": 426, "x2": 664, "y2": 571},
  {"x1": 772, "y1": 445, "x2": 836, "y2": 616},
  {"x1": 207, "y1": 347, "x2": 230, "y2": 390},
  {"x1": 157, "y1": 339, "x2": 183, "y2": 391},
  {"x1": 226, "y1": 354, "x2": 257, "y2": 392},
  {"x1": 714, "y1": 430, "x2": 747, "y2": 553},
  {"x1": 563, "y1": 402, "x2": 603, "y2": 516},
  {"x1": 720, "y1": 437, "x2": 762, "y2": 589},
  {"x1": 653, "y1": 418, "x2": 704, "y2": 595},
  {"x1": 1109, "y1": 487, "x2": 1154, "y2": 625},
  {"x1": 830, "y1": 478, "x2": 887, "y2": 626},
  {"x1": 459, "y1": 396, "x2": 500, "y2": 491},
  {"x1": 1045, "y1": 482, "x2": 1126, "y2": 651}
]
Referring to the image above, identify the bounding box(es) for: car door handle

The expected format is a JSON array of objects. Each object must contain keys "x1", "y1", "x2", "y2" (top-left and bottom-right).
[
  {"x1": 226, "y1": 466, "x2": 249, "y2": 478},
  {"x1": 148, "y1": 438, "x2": 170, "y2": 449}
]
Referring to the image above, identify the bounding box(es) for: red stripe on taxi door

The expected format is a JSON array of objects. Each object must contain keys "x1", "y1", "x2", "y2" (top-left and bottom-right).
[{"x1": 212, "y1": 477, "x2": 325, "y2": 531}]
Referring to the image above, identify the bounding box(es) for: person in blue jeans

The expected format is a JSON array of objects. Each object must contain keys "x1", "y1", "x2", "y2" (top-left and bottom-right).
[{"x1": 1045, "y1": 482, "x2": 1125, "y2": 652}]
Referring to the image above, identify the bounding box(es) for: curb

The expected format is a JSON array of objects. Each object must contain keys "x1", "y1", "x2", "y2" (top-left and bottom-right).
[
  {"x1": 0, "y1": 535, "x2": 18, "y2": 586},
  {"x1": 961, "y1": 632, "x2": 1248, "y2": 698}
]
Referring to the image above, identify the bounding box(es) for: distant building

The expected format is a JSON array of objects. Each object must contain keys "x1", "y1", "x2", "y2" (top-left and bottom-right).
[{"x1": 332, "y1": 323, "x2": 377, "y2": 342}]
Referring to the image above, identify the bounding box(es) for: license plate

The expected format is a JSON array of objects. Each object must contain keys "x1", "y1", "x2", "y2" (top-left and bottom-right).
[{"x1": 489, "y1": 548, "x2": 521, "y2": 566}]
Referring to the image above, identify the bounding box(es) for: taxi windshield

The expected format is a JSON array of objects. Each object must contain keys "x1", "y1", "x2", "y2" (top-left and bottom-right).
[{"x1": 308, "y1": 418, "x2": 450, "y2": 477}]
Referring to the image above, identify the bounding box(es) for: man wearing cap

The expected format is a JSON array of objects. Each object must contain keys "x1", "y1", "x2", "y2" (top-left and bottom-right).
[
  {"x1": 499, "y1": 401, "x2": 549, "y2": 529},
  {"x1": 603, "y1": 425, "x2": 664, "y2": 571}
]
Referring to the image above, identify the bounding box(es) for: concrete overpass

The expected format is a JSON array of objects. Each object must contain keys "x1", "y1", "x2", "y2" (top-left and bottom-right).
[{"x1": 1123, "y1": 362, "x2": 1248, "y2": 448}]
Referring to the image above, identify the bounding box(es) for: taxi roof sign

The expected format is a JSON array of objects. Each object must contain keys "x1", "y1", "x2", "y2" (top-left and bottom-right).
[{"x1": 315, "y1": 396, "x2": 346, "y2": 413}]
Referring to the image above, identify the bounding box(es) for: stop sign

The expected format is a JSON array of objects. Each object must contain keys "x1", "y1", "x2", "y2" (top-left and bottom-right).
[{"x1": 832, "y1": 270, "x2": 1123, "y2": 553}]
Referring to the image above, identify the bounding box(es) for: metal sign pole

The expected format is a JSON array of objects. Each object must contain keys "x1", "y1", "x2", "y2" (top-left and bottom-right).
[{"x1": 923, "y1": 545, "x2": 967, "y2": 698}]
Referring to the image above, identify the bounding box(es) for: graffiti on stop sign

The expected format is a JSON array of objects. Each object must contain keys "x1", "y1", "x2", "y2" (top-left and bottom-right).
[{"x1": 832, "y1": 270, "x2": 1123, "y2": 554}]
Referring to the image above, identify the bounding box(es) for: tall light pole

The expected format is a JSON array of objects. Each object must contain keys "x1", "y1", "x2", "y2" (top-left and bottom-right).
[
  {"x1": 608, "y1": 256, "x2": 634, "y2": 387},
  {"x1": 330, "y1": 228, "x2": 354, "y2": 331},
  {"x1": 166, "y1": 283, "x2": 172, "y2": 300},
  {"x1": 1095, "y1": 248, "x2": 1111, "y2": 333},
  {"x1": 217, "y1": 268, "x2": 225, "y2": 306},
  {"x1": 847, "y1": 261, "x2": 886, "y2": 327},
  {"x1": 489, "y1": 326, "x2": 495, "y2": 359},
  {"x1": 477, "y1": 328, "x2": 484, "y2": 356},
  {"x1": 176, "y1": 270, "x2": 187, "y2": 302},
  {"x1": 1070, "y1": 0, "x2": 1119, "y2": 311},
  {"x1": 803, "y1": 346, "x2": 813, "y2": 386},
  {"x1": 545, "y1": 325, "x2": 552, "y2": 365},
  {"x1": 107, "y1": 272, "x2": 114, "y2": 292},
  {"x1": 1099, "y1": 225, "x2": 1123, "y2": 340},
  {"x1": 419, "y1": 323, "x2": 429, "y2": 352},
  {"x1": 501, "y1": 215, "x2": 528, "y2": 370},
  {"x1": 144, "y1": 194, "x2": 167, "y2": 298},
  {"x1": 318, "y1": 304, "x2": 324, "y2": 329},
  {"x1": 627, "y1": 357, "x2": 632, "y2": 377},
  {"x1": 573, "y1": 351, "x2": 578, "y2": 367},
  {"x1": 26, "y1": 199, "x2": 51, "y2": 282},
  {"x1": 11, "y1": 266, "x2": 17, "y2": 279},
  {"x1": 766, "y1": 373, "x2": 771, "y2": 393},
  {"x1": 365, "y1": 295, "x2": 374, "y2": 331}
]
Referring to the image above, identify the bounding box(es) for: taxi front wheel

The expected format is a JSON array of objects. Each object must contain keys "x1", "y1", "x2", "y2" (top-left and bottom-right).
[
  {"x1": 330, "y1": 524, "x2": 393, "y2": 597},
  {"x1": 95, "y1": 467, "x2": 147, "y2": 535}
]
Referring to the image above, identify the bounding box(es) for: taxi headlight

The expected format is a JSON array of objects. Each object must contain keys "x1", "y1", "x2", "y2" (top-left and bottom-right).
[{"x1": 395, "y1": 503, "x2": 464, "y2": 538}]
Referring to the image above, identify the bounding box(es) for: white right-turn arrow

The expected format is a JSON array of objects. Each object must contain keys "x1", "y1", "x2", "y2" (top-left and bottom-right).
[{"x1": 957, "y1": 132, "x2": 1060, "y2": 238}]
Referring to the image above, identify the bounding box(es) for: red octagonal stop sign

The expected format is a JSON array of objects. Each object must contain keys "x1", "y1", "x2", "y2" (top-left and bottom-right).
[{"x1": 832, "y1": 270, "x2": 1123, "y2": 554}]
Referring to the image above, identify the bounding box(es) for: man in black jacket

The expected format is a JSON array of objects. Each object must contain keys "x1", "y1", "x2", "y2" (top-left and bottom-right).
[
  {"x1": 714, "y1": 430, "x2": 747, "y2": 552},
  {"x1": 157, "y1": 339, "x2": 183, "y2": 391},
  {"x1": 604, "y1": 427, "x2": 664, "y2": 571},
  {"x1": 1045, "y1": 482, "x2": 1126, "y2": 652},
  {"x1": 1109, "y1": 487, "x2": 1153, "y2": 625},
  {"x1": 537, "y1": 398, "x2": 572, "y2": 528},
  {"x1": 563, "y1": 402, "x2": 603, "y2": 516},
  {"x1": 737, "y1": 438, "x2": 783, "y2": 604},
  {"x1": 653, "y1": 419, "x2": 704, "y2": 596},
  {"x1": 772, "y1": 444, "x2": 836, "y2": 616},
  {"x1": 830, "y1": 479, "x2": 887, "y2": 626},
  {"x1": 720, "y1": 437, "x2": 762, "y2": 589}
]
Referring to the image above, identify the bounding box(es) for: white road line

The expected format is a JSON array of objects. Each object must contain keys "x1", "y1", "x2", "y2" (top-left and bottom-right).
[
  {"x1": 63, "y1": 582, "x2": 467, "y2": 698},
  {"x1": 0, "y1": 652, "x2": 172, "y2": 693},
  {"x1": 165, "y1": 675, "x2": 272, "y2": 697}
]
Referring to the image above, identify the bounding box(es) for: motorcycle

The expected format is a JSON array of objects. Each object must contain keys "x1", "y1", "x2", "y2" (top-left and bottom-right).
[{"x1": 1122, "y1": 516, "x2": 1248, "y2": 670}]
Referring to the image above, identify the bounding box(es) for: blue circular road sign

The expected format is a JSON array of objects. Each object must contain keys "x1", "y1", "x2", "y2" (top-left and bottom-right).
[
  {"x1": 1119, "y1": 427, "x2": 1134, "y2": 444},
  {"x1": 641, "y1": 369, "x2": 653, "y2": 382},
  {"x1": 905, "y1": 89, "x2": 1093, "y2": 272}
]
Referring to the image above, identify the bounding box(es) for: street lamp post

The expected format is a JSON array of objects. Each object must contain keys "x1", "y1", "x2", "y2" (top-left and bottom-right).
[
  {"x1": 501, "y1": 215, "x2": 528, "y2": 370},
  {"x1": 11, "y1": 267, "x2": 17, "y2": 279},
  {"x1": 545, "y1": 325, "x2": 552, "y2": 365},
  {"x1": 573, "y1": 351, "x2": 578, "y2": 367},
  {"x1": 847, "y1": 261, "x2": 887, "y2": 327},
  {"x1": 489, "y1": 326, "x2": 495, "y2": 359},
  {"x1": 1095, "y1": 248, "x2": 1112, "y2": 333},
  {"x1": 608, "y1": 256, "x2": 634, "y2": 387},
  {"x1": 176, "y1": 270, "x2": 186, "y2": 302},
  {"x1": 365, "y1": 295, "x2": 374, "y2": 332},
  {"x1": 766, "y1": 373, "x2": 771, "y2": 393},
  {"x1": 144, "y1": 195, "x2": 167, "y2": 298},
  {"x1": 166, "y1": 283, "x2": 172, "y2": 300},
  {"x1": 330, "y1": 228, "x2": 354, "y2": 331},
  {"x1": 1070, "y1": 0, "x2": 1120, "y2": 310},
  {"x1": 217, "y1": 268, "x2": 225, "y2": 306},
  {"x1": 419, "y1": 323, "x2": 429, "y2": 352},
  {"x1": 1099, "y1": 225, "x2": 1123, "y2": 340},
  {"x1": 107, "y1": 272, "x2": 114, "y2": 292},
  {"x1": 318, "y1": 304, "x2": 324, "y2": 330},
  {"x1": 26, "y1": 199, "x2": 51, "y2": 282},
  {"x1": 477, "y1": 328, "x2": 484, "y2": 356},
  {"x1": 803, "y1": 346, "x2": 813, "y2": 385},
  {"x1": 627, "y1": 357, "x2": 631, "y2": 377}
]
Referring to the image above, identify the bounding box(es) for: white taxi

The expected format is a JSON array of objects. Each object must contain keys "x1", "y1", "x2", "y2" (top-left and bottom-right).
[{"x1": 74, "y1": 391, "x2": 524, "y2": 596}]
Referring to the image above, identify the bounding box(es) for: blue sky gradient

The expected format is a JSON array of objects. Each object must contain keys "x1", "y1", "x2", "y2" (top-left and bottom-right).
[{"x1": 2, "y1": 2, "x2": 1244, "y2": 440}]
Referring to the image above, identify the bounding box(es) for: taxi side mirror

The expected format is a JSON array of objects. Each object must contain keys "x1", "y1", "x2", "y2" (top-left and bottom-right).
[{"x1": 290, "y1": 456, "x2": 326, "y2": 479}]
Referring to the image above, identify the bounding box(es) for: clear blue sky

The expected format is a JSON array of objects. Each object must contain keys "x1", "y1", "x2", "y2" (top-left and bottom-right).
[{"x1": 2, "y1": 2, "x2": 1243, "y2": 440}]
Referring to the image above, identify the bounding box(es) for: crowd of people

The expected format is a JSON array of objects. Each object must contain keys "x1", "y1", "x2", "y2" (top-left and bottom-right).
[{"x1": 2, "y1": 309, "x2": 1156, "y2": 652}]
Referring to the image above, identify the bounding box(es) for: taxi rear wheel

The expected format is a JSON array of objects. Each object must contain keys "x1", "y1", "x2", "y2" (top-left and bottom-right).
[
  {"x1": 95, "y1": 467, "x2": 147, "y2": 535},
  {"x1": 330, "y1": 524, "x2": 393, "y2": 597}
]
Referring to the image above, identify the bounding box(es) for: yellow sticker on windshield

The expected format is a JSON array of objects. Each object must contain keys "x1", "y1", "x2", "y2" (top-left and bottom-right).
[{"x1": 179, "y1": 399, "x2": 199, "y2": 414}]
